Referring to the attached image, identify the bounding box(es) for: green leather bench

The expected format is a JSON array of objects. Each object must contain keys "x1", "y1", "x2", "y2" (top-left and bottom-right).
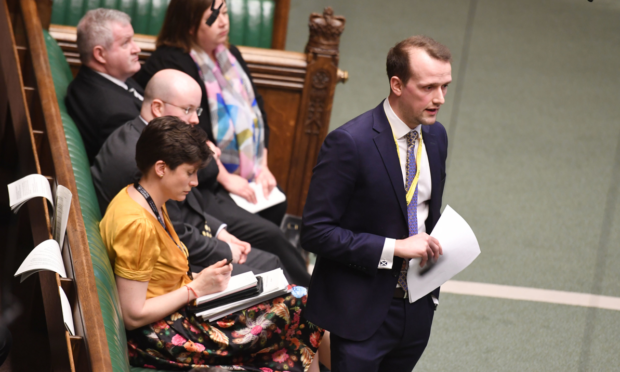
[
  {"x1": 50, "y1": 0, "x2": 276, "y2": 49},
  {"x1": 44, "y1": 29, "x2": 161, "y2": 372}
]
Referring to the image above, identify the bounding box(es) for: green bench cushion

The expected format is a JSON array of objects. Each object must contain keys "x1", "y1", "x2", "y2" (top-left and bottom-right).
[
  {"x1": 45, "y1": 29, "x2": 133, "y2": 372},
  {"x1": 50, "y1": 0, "x2": 275, "y2": 48}
]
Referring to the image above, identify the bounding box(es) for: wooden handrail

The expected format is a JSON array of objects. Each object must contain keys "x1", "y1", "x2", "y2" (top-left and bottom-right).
[{"x1": 19, "y1": 0, "x2": 111, "y2": 370}]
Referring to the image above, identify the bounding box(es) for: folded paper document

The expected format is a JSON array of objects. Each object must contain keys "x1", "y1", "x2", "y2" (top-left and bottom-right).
[
  {"x1": 229, "y1": 182, "x2": 286, "y2": 214},
  {"x1": 406, "y1": 205, "x2": 481, "y2": 303}
]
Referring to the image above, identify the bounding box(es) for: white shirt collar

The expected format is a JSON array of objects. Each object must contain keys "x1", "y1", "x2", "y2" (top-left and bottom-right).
[
  {"x1": 95, "y1": 71, "x2": 128, "y2": 90},
  {"x1": 139, "y1": 115, "x2": 148, "y2": 126},
  {"x1": 383, "y1": 98, "x2": 421, "y2": 139}
]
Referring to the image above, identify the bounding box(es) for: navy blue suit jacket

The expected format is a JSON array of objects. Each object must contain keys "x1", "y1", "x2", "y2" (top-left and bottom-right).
[{"x1": 301, "y1": 102, "x2": 448, "y2": 341}]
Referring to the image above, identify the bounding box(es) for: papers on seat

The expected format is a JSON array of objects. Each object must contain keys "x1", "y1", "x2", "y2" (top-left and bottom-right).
[
  {"x1": 229, "y1": 182, "x2": 286, "y2": 214},
  {"x1": 14, "y1": 239, "x2": 67, "y2": 282},
  {"x1": 196, "y1": 268, "x2": 290, "y2": 322},
  {"x1": 195, "y1": 271, "x2": 258, "y2": 305},
  {"x1": 406, "y1": 205, "x2": 481, "y2": 303},
  {"x1": 59, "y1": 286, "x2": 75, "y2": 336},
  {"x1": 8, "y1": 174, "x2": 54, "y2": 213}
]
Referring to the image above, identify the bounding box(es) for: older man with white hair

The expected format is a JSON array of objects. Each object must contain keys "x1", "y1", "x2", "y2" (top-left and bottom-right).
[{"x1": 66, "y1": 8, "x2": 143, "y2": 163}]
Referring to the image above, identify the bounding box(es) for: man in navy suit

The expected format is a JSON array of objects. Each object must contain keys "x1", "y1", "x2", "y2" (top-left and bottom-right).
[{"x1": 301, "y1": 36, "x2": 452, "y2": 371}]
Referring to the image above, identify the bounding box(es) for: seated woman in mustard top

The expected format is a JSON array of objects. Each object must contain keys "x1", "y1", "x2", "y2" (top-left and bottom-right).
[{"x1": 100, "y1": 117, "x2": 324, "y2": 371}]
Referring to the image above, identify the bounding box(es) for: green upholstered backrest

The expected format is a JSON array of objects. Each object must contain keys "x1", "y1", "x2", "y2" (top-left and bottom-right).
[
  {"x1": 50, "y1": 0, "x2": 275, "y2": 48},
  {"x1": 44, "y1": 29, "x2": 132, "y2": 372}
]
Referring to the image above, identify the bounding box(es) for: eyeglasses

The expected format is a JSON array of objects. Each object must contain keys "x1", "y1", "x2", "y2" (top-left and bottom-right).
[{"x1": 163, "y1": 101, "x2": 203, "y2": 117}]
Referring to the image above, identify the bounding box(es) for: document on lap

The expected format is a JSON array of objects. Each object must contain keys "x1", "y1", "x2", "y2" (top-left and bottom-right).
[
  {"x1": 229, "y1": 181, "x2": 286, "y2": 214},
  {"x1": 406, "y1": 205, "x2": 481, "y2": 303}
]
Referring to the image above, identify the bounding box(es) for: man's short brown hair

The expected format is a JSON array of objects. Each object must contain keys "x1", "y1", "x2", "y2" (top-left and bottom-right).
[{"x1": 386, "y1": 35, "x2": 452, "y2": 85}]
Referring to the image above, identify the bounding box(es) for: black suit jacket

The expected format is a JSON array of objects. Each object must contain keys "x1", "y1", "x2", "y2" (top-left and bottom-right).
[
  {"x1": 90, "y1": 116, "x2": 232, "y2": 271},
  {"x1": 132, "y1": 45, "x2": 270, "y2": 148},
  {"x1": 301, "y1": 102, "x2": 448, "y2": 341},
  {"x1": 66, "y1": 65, "x2": 143, "y2": 163}
]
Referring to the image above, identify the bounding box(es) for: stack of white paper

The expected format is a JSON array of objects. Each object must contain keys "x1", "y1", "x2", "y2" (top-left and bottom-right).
[
  {"x1": 406, "y1": 205, "x2": 481, "y2": 303},
  {"x1": 229, "y1": 182, "x2": 286, "y2": 214},
  {"x1": 195, "y1": 271, "x2": 258, "y2": 305},
  {"x1": 196, "y1": 269, "x2": 290, "y2": 321},
  {"x1": 14, "y1": 239, "x2": 67, "y2": 282}
]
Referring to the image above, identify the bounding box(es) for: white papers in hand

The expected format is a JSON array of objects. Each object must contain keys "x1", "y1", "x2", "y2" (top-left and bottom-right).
[
  {"x1": 406, "y1": 205, "x2": 480, "y2": 303},
  {"x1": 14, "y1": 239, "x2": 67, "y2": 282},
  {"x1": 53, "y1": 185, "x2": 72, "y2": 249},
  {"x1": 229, "y1": 182, "x2": 286, "y2": 214},
  {"x1": 59, "y1": 286, "x2": 75, "y2": 336},
  {"x1": 8, "y1": 174, "x2": 54, "y2": 213}
]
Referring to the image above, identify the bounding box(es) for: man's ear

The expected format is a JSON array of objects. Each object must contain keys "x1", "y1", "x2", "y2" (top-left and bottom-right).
[
  {"x1": 91, "y1": 46, "x2": 106, "y2": 65},
  {"x1": 151, "y1": 99, "x2": 165, "y2": 118},
  {"x1": 390, "y1": 76, "x2": 403, "y2": 97}
]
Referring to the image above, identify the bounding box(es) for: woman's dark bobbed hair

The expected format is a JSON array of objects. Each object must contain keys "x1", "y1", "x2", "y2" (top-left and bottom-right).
[{"x1": 135, "y1": 116, "x2": 212, "y2": 173}]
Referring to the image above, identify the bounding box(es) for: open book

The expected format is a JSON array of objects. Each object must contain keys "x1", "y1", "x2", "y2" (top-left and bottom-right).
[
  {"x1": 195, "y1": 271, "x2": 258, "y2": 305},
  {"x1": 229, "y1": 182, "x2": 286, "y2": 214},
  {"x1": 195, "y1": 268, "x2": 290, "y2": 322}
]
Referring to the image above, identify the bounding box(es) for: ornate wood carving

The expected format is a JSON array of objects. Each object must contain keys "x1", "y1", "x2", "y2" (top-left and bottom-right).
[{"x1": 286, "y1": 7, "x2": 345, "y2": 215}]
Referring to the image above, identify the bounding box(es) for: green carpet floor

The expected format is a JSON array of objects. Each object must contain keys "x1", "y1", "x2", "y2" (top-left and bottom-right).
[{"x1": 286, "y1": 0, "x2": 620, "y2": 370}]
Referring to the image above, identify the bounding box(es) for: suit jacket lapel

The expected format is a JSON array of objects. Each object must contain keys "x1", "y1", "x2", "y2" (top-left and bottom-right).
[{"x1": 372, "y1": 105, "x2": 407, "y2": 221}]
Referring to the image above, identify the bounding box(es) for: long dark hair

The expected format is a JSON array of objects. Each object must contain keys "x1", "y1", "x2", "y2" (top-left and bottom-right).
[
  {"x1": 157, "y1": 0, "x2": 214, "y2": 53},
  {"x1": 135, "y1": 116, "x2": 212, "y2": 173}
]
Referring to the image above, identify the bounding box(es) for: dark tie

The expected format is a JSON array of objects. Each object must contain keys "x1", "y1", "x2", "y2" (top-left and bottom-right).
[{"x1": 397, "y1": 130, "x2": 419, "y2": 292}]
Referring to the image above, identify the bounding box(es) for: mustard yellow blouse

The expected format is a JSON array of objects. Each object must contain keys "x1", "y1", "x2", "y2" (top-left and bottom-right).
[{"x1": 100, "y1": 186, "x2": 192, "y2": 299}]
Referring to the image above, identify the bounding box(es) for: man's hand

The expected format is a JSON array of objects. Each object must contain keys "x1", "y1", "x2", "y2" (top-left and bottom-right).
[
  {"x1": 217, "y1": 229, "x2": 251, "y2": 264},
  {"x1": 394, "y1": 233, "x2": 443, "y2": 268},
  {"x1": 255, "y1": 166, "x2": 277, "y2": 199}
]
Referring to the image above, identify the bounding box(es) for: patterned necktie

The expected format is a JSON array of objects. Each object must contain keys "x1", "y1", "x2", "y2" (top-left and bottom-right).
[{"x1": 397, "y1": 130, "x2": 419, "y2": 292}]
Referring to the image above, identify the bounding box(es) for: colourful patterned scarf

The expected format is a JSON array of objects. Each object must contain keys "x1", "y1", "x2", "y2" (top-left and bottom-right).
[{"x1": 190, "y1": 45, "x2": 265, "y2": 180}]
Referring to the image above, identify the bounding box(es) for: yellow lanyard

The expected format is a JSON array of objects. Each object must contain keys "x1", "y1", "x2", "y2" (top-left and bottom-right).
[{"x1": 389, "y1": 122, "x2": 423, "y2": 206}]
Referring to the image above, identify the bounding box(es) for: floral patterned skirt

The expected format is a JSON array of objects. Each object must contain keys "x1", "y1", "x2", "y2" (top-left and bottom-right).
[{"x1": 127, "y1": 287, "x2": 323, "y2": 371}]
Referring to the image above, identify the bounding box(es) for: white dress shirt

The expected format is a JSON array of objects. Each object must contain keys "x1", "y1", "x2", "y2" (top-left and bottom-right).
[{"x1": 378, "y1": 98, "x2": 432, "y2": 269}]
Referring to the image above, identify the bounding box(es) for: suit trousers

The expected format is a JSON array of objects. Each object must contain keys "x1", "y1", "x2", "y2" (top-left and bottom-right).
[
  {"x1": 200, "y1": 186, "x2": 311, "y2": 287},
  {"x1": 330, "y1": 294, "x2": 435, "y2": 372}
]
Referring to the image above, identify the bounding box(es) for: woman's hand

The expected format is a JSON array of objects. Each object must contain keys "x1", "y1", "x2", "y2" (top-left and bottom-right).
[
  {"x1": 217, "y1": 162, "x2": 257, "y2": 204},
  {"x1": 190, "y1": 259, "x2": 232, "y2": 297},
  {"x1": 255, "y1": 166, "x2": 276, "y2": 199},
  {"x1": 256, "y1": 148, "x2": 277, "y2": 198},
  {"x1": 206, "y1": 141, "x2": 221, "y2": 159}
]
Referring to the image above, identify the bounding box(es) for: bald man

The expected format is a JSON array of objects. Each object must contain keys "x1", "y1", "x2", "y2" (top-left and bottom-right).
[{"x1": 91, "y1": 69, "x2": 282, "y2": 276}]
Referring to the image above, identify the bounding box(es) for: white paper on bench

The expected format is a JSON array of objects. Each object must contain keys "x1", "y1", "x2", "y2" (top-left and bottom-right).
[
  {"x1": 406, "y1": 205, "x2": 481, "y2": 303},
  {"x1": 8, "y1": 174, "x2": 54, "y2": 213},
  {"x1": 197, "y1": 269, "x2": 289, "y2": 321},
  {"x1": 195, "y1": 271, "x2": 258, "y2": 305},
  {"x1": 14, "y1": 239, "x2": 67, "y2": 282},
  {"x1": 59, "y1": 286, "x2": 75, "y2": 336},
  {"x1": 229, "y1": 182, "x2": 286, "y2": 214},
  {"x1": 53, "y1": 185, "x2": 72, "y2": 249}
]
